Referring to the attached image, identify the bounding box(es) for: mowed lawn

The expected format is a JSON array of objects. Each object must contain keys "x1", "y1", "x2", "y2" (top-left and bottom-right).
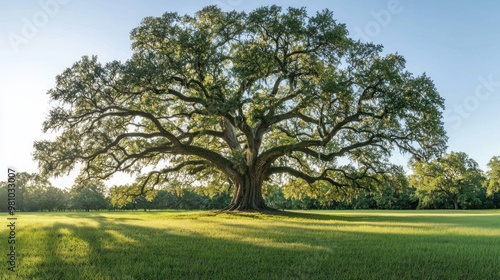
[{"x1": 1, "y1": 210, "x2": 500, "y2": 280}]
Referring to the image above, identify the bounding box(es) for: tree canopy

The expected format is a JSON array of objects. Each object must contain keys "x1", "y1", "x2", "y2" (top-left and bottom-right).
[{"x1": 34, "y1": 5, "x2": 447, "y2": 211}]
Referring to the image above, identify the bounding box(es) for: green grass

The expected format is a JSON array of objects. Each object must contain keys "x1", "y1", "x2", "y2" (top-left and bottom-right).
[{"x1": 1, "y1": 210, "x2": 500, "y2": 279}]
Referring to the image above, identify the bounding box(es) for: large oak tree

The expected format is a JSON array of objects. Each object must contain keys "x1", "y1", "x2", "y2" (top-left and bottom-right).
[{"x1": 34, "y1": 6, "x2": 447, "y2": 211}]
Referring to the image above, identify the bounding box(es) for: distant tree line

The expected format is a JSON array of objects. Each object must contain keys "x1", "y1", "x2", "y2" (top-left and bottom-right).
[
  {"x1": 2, "y1": 152, "x2": 500, "y2": 211},
  {"x1": 0, "y1": 172, "x2": 233, "y2": 212},
  {"x1": 274, "y1": 152, "x2": 500, "y2": 210}
]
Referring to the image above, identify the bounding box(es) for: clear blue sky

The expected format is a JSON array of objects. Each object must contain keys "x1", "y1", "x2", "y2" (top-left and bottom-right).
[{"x1": 2, "y1": 0, "x2": 500, "y2": 188}]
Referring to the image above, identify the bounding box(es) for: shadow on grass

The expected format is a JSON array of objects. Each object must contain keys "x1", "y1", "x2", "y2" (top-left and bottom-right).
[
  {"x1": 211, "y1": 209, "x2": 369, "y2": 222},
  {"x1": 23, "y1": 216, "x2": 326, "y2": 280},
  {"x1": 14, "y1": 211, "x2": 500, "y2": 280}
]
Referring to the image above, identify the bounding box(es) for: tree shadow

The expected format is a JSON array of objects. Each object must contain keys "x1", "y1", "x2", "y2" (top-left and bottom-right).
[
  {"x1": 211, "y1": 209, "x2": 368, "y2": 222},
  {"x1": 21, "y1": 215, "x2": 329, "y2": 279}
]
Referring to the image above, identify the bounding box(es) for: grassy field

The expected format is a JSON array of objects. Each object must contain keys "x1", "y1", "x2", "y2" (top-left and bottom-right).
[{"x1": 1, "y1": 210, "x2": 499, "y2": 280}]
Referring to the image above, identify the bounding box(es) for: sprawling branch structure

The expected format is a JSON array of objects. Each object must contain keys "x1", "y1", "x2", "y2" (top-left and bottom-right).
[{"x1": 34, "y1": 6, "x2": 447, "y2": 211}]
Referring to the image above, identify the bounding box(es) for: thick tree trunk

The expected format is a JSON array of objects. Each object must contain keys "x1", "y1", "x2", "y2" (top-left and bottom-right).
[
  {"x1": 223, "y1": 174, "x2": 273, "y2": 211},
  {"x1": 453, "y1": 200, "x2": 458, "y2": 210}
]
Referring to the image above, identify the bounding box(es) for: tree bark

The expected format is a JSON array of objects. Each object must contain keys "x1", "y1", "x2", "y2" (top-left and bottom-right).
[
  {"x1": 453, "y1": 199, "x2": 458, "y2": 210},
  {"x1": 223, "y1": 173, "x2": 273, "y2": 211}
]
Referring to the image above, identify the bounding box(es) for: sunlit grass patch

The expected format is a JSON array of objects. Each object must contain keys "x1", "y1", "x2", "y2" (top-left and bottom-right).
[{"x1": 1, "y1": 210, "x2": 499, "y2": 279}]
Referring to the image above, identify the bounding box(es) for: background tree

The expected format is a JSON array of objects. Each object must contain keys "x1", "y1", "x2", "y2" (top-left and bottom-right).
[
  {"x1": 0, "y1": 184, "x2": 14, "y2": 212},
  {"x1": 17, "y1": 172, "x2": 55, "y2": 211},
  {"x1": 264, "y1": 185, "x2": 290, "y2": 210},
  {"x1": 410, "y1": 152, "x2": 485, "y2": 210},
  {"x1": 43, "y1": 186, "x2": 69, "y2": 211},
  {"x1": 485, "y1": 156, "x2": 500, "y2": 196},
  {"x1": 34, "y1": 5, "x2": 447, "y2": 211},
  {"x1": 149, "y1": 190, "x2": 180, "y2": 209},
  {"x1": 70, "y1": 182, "x2": 109, "y2": 211},
  {"x1": 206, "y1": 192, "x2": 233, "y2": 210},
  {"x1": 371, "y1": 169, "x2": 417, "y2": 209},
  {"x1": 12, "y1": 172, "x2": 43, "y2": 211}
]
